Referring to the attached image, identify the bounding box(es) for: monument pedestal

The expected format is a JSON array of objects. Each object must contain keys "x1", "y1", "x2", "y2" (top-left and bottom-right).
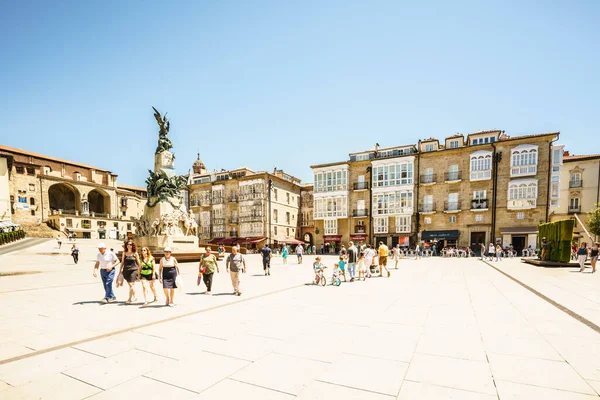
[{"x1": 137, "y1": 234, "x2": 198, "y2": 252}]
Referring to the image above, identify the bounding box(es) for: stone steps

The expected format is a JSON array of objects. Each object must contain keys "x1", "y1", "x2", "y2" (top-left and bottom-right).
[{"x1": 20, "y1": 222, "x2": 64, "y2": 238}]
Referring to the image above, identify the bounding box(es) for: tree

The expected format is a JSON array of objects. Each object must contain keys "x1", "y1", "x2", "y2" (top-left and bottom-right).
[{"x1": 588, "y1": 203, "x2": 600, "y2": 239}]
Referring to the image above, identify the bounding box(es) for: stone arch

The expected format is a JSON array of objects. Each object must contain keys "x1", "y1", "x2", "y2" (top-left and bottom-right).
[
  {"x1": 48, "y1": 183, "x2": 81, "y2": 213},
  {"x1": 88, "y1": 188, "x2": 111, "y2": 216},
  {"x1": 304, "y1": 232, "x2": 313, "y2": 246}
]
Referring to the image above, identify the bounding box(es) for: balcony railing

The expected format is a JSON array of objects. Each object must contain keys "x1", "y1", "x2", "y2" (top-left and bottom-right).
[
  {"x1": 213, "y1": 218, "x2": 226, "y2": 225},
  {"x1": 212, "y1": 197, "x2": 225, "y2": 204},
  {"x1": 200, "y1": 198, "x2": 211, "y2": 206},
  {"x1": 354, "y1": 225, "x2": 366, "y2": 234},
  {"x1": 314, "y1": 184, "x2": 348, "y2": 193},
  {"x1": 568, "y1": 206, "x2": 581, "y2": 214},
  {"x1": 353, "y1": 182, "x2": 369, "y2": 191},
  {"x1": 229, "y1": 217, "x2": 239, "y2": 224},
  {"x1": 444, "y1": 171, "x2": 462, "y2": 182},
  {"x1": 228, "y1": 197, "x2": 238, "y2": 203},
  {"x1": 444, "y1": 201, "x2": 461, "y2": 212},
  {"x1": 471, "y1": 199, "x2": 489, "y2": 210},
  {"x1": 420, "y1": 174, "x2": 437, "y2": 184},
  {"x1": 239, "y1": 216, "x2": 263, "y2": 223},
  {"x1": 419, "y1": 204, "x2": 436, "y2": 213},
  {"x1": 569, "y1": 180, "x2": 583, "y2": 188},
  {"x1": 511, "y1": 165, "x2": 537, "y2": 177},
  {"x1": 470, "y1": 170, "x2": 492, "y2": 181},
  {"x1": 353, "y1": 209, "x2": 368, "y2": 217}
]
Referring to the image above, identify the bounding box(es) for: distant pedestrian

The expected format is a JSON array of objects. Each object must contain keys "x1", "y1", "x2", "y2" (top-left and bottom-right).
[
  {"x1": 363, "y1": 244, "x2": 374, "y2": 278},
  {"x1": 199, "y1": 246, "x2": 219, "y2": 295},
  {"x1": 480, "y1": 243, "x2": 486, "y2": 260},
  {"x1": 119, "y1": 240, "x2": 141, "y2": 304},
  {"x1": 415, "y1": 243, "x2": 421, "y2": 260},
  {"x1": 71, "y1": 244, "x2": 79, "y2": 264},
  {"x1": 495, "y1": 244, "x2": 503, "y2": 262},
  {"x1": 93, "y1": 243, "x2": 120, "y2": 303},
  {"x1": 590, "y1": 243, "x2": 598, "y2": 273},
  {"x1": 347, "y1": 241, "x2": 358, "y2": 281},
  {"x1": 432, "y1": 244, "x2": 438, "y2": 257},
  {"x1": 378, "y1": 241, "x2": 391, "y2": 277},
  {"x1": 488, "y1": 243, "x2": 496, "y2": 261},
  {"x1": 541, "y1": 238, "x2": 548, "y2": 261},
  {"x1": 578, "y1": 242, "x2": 588, "y2": 272},
  {"x1": 139, "y1": 247, "x2": 158, "y2": 306},
  {"x1": 320, "y1": 244, "x2": 324, "y2": 254},
  {"x1": 226, "y1": 246, "x2": 245, "y2": 296},
  {"x1": 312, "y1": 244, "x2": 316, "y2": 254},
  {"x1": 57, "y1": 235, "x2": 62, "y2": 249},
  {"x1": 282, "y1": 245, "x2": 288, "y2": 264},
  {"x1": 357, "y1": 251, "x2": 366, "y2": 280},
  {"x1": 159, "y1": 247, "x2": 180, "y2": 306},
  {"x1": 260, "y1": 244, "x2": 272, "y2": 275},
  {"x1": 296, "y1": 244, "x2": 304, "y2": 264}
]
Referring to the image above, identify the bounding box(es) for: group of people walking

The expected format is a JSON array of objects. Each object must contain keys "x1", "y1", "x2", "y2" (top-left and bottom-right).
[
  {"x1": 94, "y1": 240, "x2": 247, "y2": 306},
  {"x1": 575, "y1": 242, "x2": 598, "y2": 273}
]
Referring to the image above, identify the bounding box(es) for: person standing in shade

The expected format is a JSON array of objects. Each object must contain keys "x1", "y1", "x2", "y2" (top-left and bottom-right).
[
  {"x1": 139, "y1": 247, "x2": 158, "y2": 306},
  {"x1": 260, "y1": 244, "x2": 272, "y2": 276},
  {"x1": 282, "y1": 245, "x2": 288, "y2": 265},
  {"x1": 480, "y1": 243, "x2": 486, "y2": 260},
  {"x1": 296, "y1": 244, "x2": 304, "y2": 264},
  {"x1": 93, "y1": 243, "x2": 120, "y2": 303},
  {"x1": 71, "y1": 244, "x2": 79, "y2": 264},
  {"x1": 199, "y1": 247, "x2": 219, "y2": 295},
  {"x1": 346, "y1": 241, "x2": 358, "y2": 282},
  {"x1": 578, "y1": 242, "x2": 588, "y2": 272},
  {"x1": 415, "y1": 243, "x2": 421, "y2": 260},
  {"x1": 159, "y1": 247, "x2": 180, "y2": 306},
  {"x1": 378, "y1": 241, "x2": 391, "y2": 277},
  {"x1": 541, "y1": 237, "x2": 548, "y2": 261},
  {"x1": 226, "y1": 246, "x2": 246, "y2": 296},
  {"x1": 57, "y1": 235, "x2": 62, "y2": 249}
]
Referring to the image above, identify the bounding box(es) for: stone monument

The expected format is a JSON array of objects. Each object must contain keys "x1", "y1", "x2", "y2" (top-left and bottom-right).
[{"x1": 134, "y1": 107, "x2": 199, "y2": 252}]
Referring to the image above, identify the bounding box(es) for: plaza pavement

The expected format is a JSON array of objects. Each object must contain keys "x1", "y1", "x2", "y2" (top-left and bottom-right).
[{"x1": 0, "y1": 241, "x2": 599, "y2": 399}]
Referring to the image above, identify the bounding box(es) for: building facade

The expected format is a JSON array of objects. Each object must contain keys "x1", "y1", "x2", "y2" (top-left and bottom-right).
[
  {"x1": 551, "y1": 153, "x2": 600, "y2": 244},
  {"x1": 1, "y1": 144, "x2": 147, "y2": 239},
  {"x1": 188, "y1": 155, "x2": 303, "y2": 249}
]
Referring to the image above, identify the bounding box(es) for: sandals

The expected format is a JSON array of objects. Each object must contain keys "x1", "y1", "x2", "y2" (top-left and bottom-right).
[{"x1": 142, "y1": 302, "x2": 148, "y2": 307}]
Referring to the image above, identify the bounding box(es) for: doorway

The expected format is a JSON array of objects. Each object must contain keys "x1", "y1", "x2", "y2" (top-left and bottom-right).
[
  {"x1": 512, "y1": 235, "x2": 526, "y2": 256},
  {"x1": 470, "y1": 232, "x2": 486, "y2": 255}
]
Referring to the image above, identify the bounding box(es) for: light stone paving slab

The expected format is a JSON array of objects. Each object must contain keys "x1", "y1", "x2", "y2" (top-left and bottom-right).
[
  {"x1": 86, "y1": 376, "x2": 196, "y2": 400},
  {"x1": 415, "y1": 331, "x2": 487, "y2": 362},
  {"x1": 63, "y1": 349, "x2": 175, "y2": 390},
  {"x1": 204, "y1": 332, "x2": 281, "y2": 362},
  {"x1": 73, "y1": 331, "x2": 140, "y2": 358},
  {"x1": 318, "y1": 353, "x2": 408, "y2": 396},
  {"x1": 144, "y1": 351, "x2": 250, "y2": 393},
  {"x1": 587, "y1": 380, "x2": 600, "y2": 394},
  {"x1": 482, "y1": 335, "x2": 563, "y2": 361},
  {"x1": 231, "y1": 352, "x2": 330, "y2": 396},
  {"x1": 296, "y1": 380, "x2": 395, "y2": 400},
  {"x1": 0, "y1": 342, "x2": 33, "y2": 360},
  {"x1": 397, "y1": 381, "x2": 498, "y2": 400},
  {"x1": 0, "y1": 372, "x2": 101, "y2": 400},
  {"x1": 0, "y1": 347, "x2": 103, "y2": 386},
  {"x1": 487, "y1": 353, "x2": 596, "y2": 395},
  {"x1": 405, "y1": 353, "x2": 497, "y2": 396},
  {"x1": 193, "y1": 378, "x2": 295, "y2": 400},
  {"x1": 495, "y1": 380, "x2": 600, "y2": 399}
]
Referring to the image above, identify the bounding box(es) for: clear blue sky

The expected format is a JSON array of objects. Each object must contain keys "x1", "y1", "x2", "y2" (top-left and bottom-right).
[{"x1": 1, "y1": 0, "x2": 598, "y2": 186}]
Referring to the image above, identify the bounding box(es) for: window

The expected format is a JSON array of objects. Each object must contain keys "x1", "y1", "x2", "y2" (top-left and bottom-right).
[
  {"x1": 448, "y1": 216, "x2": 457, "y2": 223},
  {"x1": 473, "y1": 190, "x2": 486, "y2": 200},
  {"x1": 324, "y1": 219, "x2": 338, "y2": 235},
  {"x1": 374, "y1": 217, "x2": 388, "y2": 234},
  {"x1": 273, "y1": 226, "x2": 278, "y2": 236},
  {"x1": 66, "y1": 219, "x2": 73, "y2": 228},
  {"x1": 313, "y1": 169, "x2": 348, "y2": 193},
  {"x1": 516, "y1": 212, "x2": 525, "y2": 220},
  {"x1": 286, "y1": 193, "x2": 290, "y2": 204},
  {"x1": 373, "y1": 191, "x2": 413, "y2": 215},
  {"x1": 569, "y1": 198, "x2": 580, "y2": 211},
  {"x1": 26, "y1": 167, "x2": 35, "y2": 175},
  {"x1": 122, "y1": 211, "x2": 126, "y2": 217},
  {"x1": 16, "y1": 166, "x2": 24, "y2": 174},
  {"x1": 82, "y1": 220, "x2": 91, "y2": 229},
  {"x1": 551, "y1": 176, "x2": 560, "y2": 198},
  {"x1": 424, "y1": 217, "x2": 432, "y2": 224},
  {"x1": 508, "y1": 179, "x2": 538, "y2": 209},
  {"x1": 448, "y1": 165, "x2": 459, "y2": 181},
  {"x1": 475, "y1": 214, "x2": 484, "y2": 222},
  {"x1": 511, "y1": 145, "x2": 538, "y2": 177},
  {"x1": 552, "y1": 148, "x2": 563, "y2": 165},
  {"x1": 29, "y1": 197, "x2": 35, "y2": 205},
  {"x1": 422, "y1": 195, "x2": 434, "y2": 212},
  {"x1": 273, "y1": 209, "x2": 278, "y2": 223},
  {"x1": 470, "y1": 151, "x2": 492, "y2": 180},
  {"x1": 372, "y1": 163, "x2": 414, "y2": 187},
  {"x1": 395, "y1": 216, "x2": 411, "y2": 233},
  {"x1": 425, "y1": 144, "x2": 435, "y2": 152},
  {"x1": 286, "y1": 227, "x2": 290, "y2": 236},
  {"x1": 273, "y1": 189, "x2": 278, "y2": 201},
  {"x1": 127, "y1": 223, "x2": 132, "y2": 231},
  {"x1": 449, "y1": 140, "x2": 459, "y2": 149},
  {"x1": 570, "y1": 173, "x2": 582, "y2": 187},
  {"x1": 28, "y1": 184, "x2": 35, "y2": 192},
  {"x1": 286, "y1": 212, "x2": 290, "y2": 224},
  {"x1": 447, "y1": 193, "x2": 459, "y2": 211},
  {"x1": 314, "y1": 197, "x2": 348, "y2": 219},
  {"x1": 423, "y1": 168, "x2": 434, "y2": 184}
]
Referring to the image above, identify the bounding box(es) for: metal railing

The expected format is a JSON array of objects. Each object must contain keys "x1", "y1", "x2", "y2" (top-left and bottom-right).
[
  {"x1": 419, "y1": 204, "x2": 435, "y2": 213},
  {"x1": 353, "y1": 182, "x2": 369, "y2": 190},
  {"x1": 568, "y1": 206, "x2": 581, "y2": 214},
  {"x1": 229, "y1": 217, "x2": 239, "y2": 224},
  {"x1": 352, "y1": 209, "x2": 368, "y2": 217},
  {"x1": 420, "y1": 174, "x2": 437, "y2": 184},
  {"x1": 444, "y1": 171, "x2": 462, "y2": 181},
  {"x1": 444, "y1": 201, "x2": 461, "y2": 211},
  {"x1": 471, "y1": 199, "x2": 488, "y2": 209},
  {"x1": 569, "y1": 180, "x2": 583, "y2": 188}
]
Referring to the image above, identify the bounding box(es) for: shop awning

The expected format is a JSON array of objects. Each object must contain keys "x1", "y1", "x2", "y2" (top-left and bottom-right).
[
  {"x1": 278, "y1": 237, "x2": 304, "y2": 244},
  {"x1": 499, "y1": 226, "x2": 538, "y2": 235},
  {"x1": 236, "y1": 237, "x2": 266, "y2": 244},
  {"x1": 421, "y1": 230, "x2": 460, "y2": 240},
  {"x1": 350, "y1": 234, "x2": 367, "y2": 241}
]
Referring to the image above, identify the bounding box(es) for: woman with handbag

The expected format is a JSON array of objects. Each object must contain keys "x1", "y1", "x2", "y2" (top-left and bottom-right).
[
  {"x1": 139, "y1": 247, "x2": 158, "y2": 307},
  {"x1": 119, "y1": 240, "x2": 141, "y2": 304},
  {"x1": 159, "y1": 247, "x2": 180, "y2": 306},
  {"x1": 199, "y1": 246, "x2": 219, "y2": 295}
]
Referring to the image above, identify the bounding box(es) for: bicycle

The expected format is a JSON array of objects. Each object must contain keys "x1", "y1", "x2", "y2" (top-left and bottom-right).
[{"x1": 314, "y1": 267, "x2": 327, "y2": 286}]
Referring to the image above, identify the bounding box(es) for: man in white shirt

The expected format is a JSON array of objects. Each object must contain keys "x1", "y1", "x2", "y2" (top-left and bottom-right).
[{"x1": 94, "y1": 243, "x2": 120, "y2": 303}]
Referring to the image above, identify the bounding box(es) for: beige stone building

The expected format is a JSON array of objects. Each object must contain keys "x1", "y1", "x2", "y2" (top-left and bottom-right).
[
  {"x1": 551, "y1": 152, "x2": 600, "y2": 243},
  {"x1": 299, "y1": 184, "x2": 315, "y2": 247},
  {"x1": 188, "y1": 155, "x2": 303, "y2": 250},
  {"x1": 0, "y1": 144, "x2": 147, "y2": 239},
  {"x1": 417, "y1": 131, "x2": 559, "y2": 255},
  {"x1": 0, "y1": 152, "x2": 12, "y2": 223}
]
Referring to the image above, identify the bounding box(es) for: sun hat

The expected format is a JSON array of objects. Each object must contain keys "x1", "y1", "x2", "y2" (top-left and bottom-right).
[
  {"x1": 97, "y1": 243, "x2": 106, "y2": 249},
  {"x1": 164, "y1": 247, "x2": 172, "y2": 252}
]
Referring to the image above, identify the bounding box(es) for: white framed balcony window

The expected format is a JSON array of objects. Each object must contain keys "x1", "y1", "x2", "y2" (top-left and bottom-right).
[
  {"x1": 372, "y1": 163, "x2": 413, "y2": 187},
  {"x1": 373, "y1": 191, "x2": 413, "y2": 215},
  {"x1": 314, "y1": 197, "x2": 348, "y2": 219},
  {"x1": 422, "y1": 195, "x2": 434, "y2": 212},
  {"x1": 511, "y1": 145, "x2": 538, "y2": 177},
  {"x1": 395, "y1": 216, "x2": 411, "y2": 233},
  {"x1": 324, "y1": 219, "x2": 338, "y2": 235},
  {"x1": 314, "y1": 169, "x2": 348, "y2": 193},
  {"x1": 470, "y1": 150, "x2": 492, "y2": 181},
  {"x1": 374, "y1": 217, "x2": 388, "y2": 234},
  {"x1": 508, "y1": 179, "x2": 538, "y2": 209}
]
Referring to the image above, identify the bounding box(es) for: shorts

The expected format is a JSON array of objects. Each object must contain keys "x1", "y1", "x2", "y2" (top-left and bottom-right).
[
  {"x1": 379, "y1": 256, "x2": 387, "y2": 266},
  {"x1": 592, "y1": 256, "x2": 598, "y2": 262}
]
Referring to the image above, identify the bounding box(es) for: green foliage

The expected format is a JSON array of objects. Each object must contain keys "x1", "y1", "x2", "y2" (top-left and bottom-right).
[
  {"x1": 588, "y1": 203, "x2": 600, "y2": 237},
  {"x1": 538, "y1": 219, "x2": 575, "y2": 263},
  {"x1": 0, "y1": 229, "x2": 25, "y2": 245}
]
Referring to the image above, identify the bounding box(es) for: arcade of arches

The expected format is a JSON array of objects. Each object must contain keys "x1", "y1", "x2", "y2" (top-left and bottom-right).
[{"x1": 48, "y1": 184, "x2": 80, "y2": 213}]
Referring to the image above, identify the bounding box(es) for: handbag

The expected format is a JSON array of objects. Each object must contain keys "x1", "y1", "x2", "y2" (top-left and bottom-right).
[
  {"x1": 116, "y1": 272, "x2": 124, "y2": 288},
  {"x1": 175, "y1": 275, "x2": 184, "y2": 292}
]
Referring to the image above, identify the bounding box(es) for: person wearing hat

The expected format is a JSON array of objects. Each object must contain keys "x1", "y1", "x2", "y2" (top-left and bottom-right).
[
  {"x1": 159, "y1": 247, "x2": 180, "y2": 306},
  {"x1": 93, "y1": 243, "x2": 120, "y2": 303}
]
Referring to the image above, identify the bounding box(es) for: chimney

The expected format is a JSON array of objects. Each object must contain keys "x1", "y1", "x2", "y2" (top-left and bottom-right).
[{"x1": 564, "y1": 151, "x2": 570, "y2": 157}]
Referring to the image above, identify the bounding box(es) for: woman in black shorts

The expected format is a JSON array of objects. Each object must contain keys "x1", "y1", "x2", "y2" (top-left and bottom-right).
[
  {"x1": 591, "y1": 242, "x2": 598, "y2": 274},
  {"x1": 119, "y1": 240, "x2": 141, "y2": 304},
  {"x1": 139, "y1": 247, "x2": 158, "y2": 306}
]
